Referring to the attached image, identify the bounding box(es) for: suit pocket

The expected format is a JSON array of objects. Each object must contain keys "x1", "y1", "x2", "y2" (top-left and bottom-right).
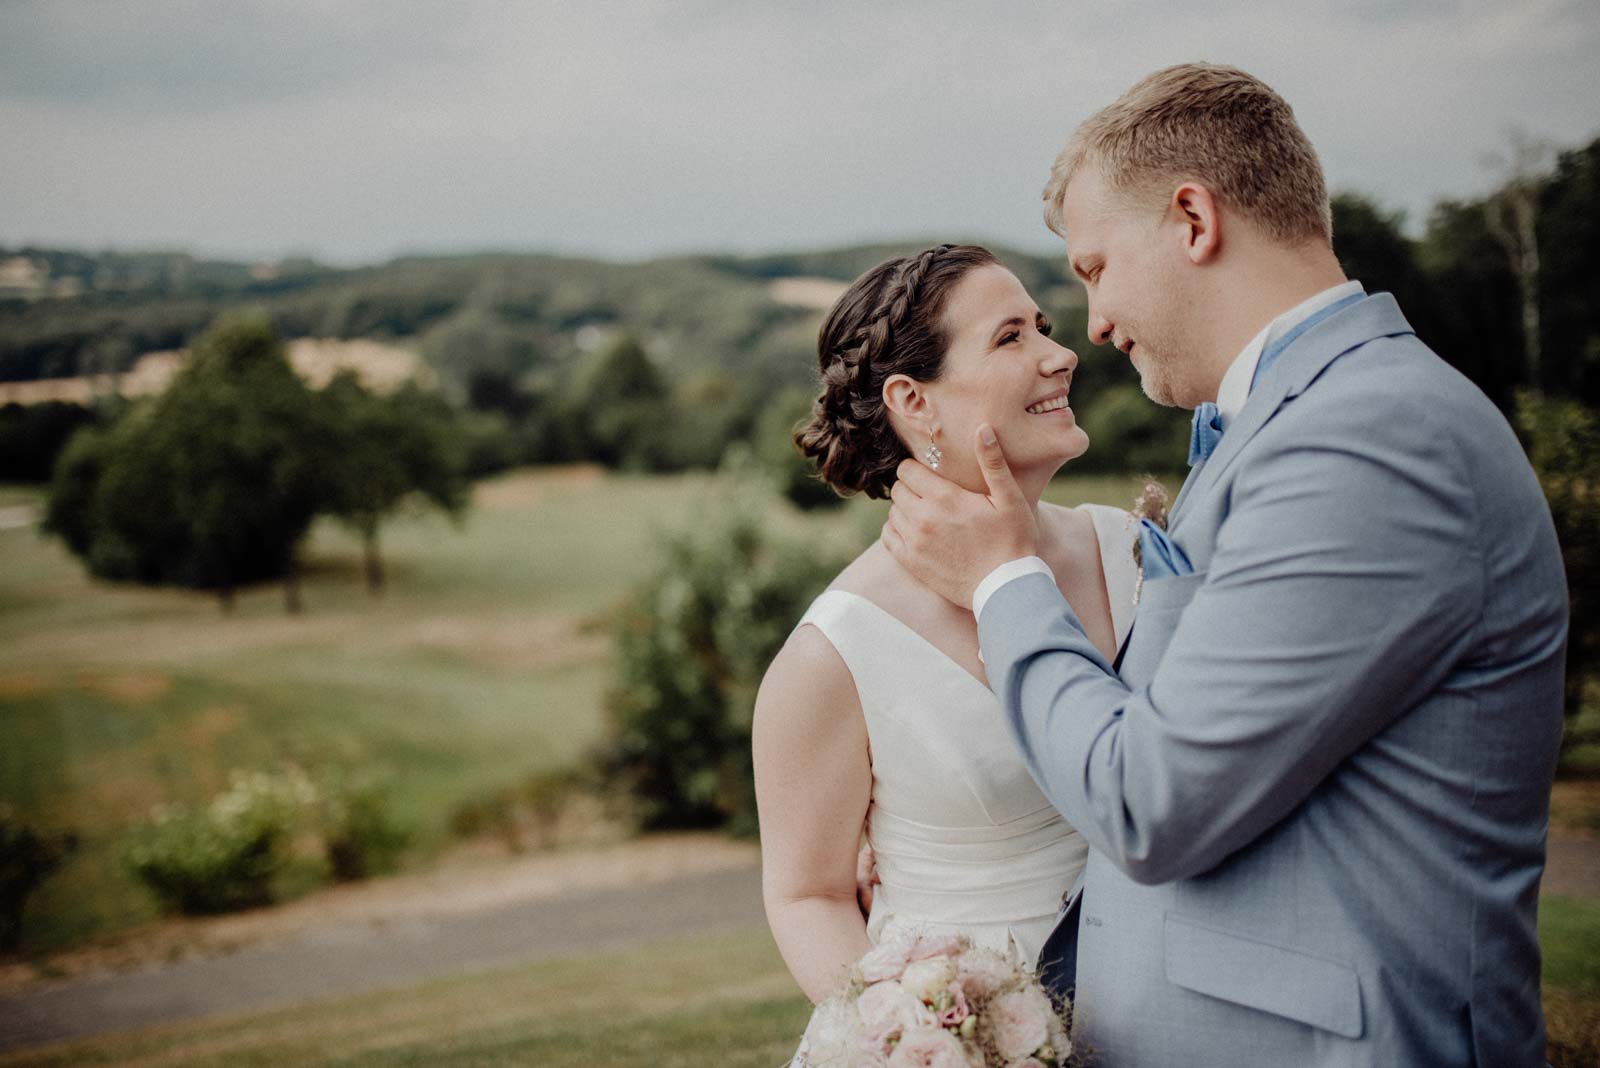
[{"x1": 1164, "y1": 915, "x2": 1364, "y2": 1039}]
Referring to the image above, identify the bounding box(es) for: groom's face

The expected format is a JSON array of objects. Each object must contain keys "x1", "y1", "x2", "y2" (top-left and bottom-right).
[{"x1": 1062, "y1": 164, "x2": 1197, "y2": 408}]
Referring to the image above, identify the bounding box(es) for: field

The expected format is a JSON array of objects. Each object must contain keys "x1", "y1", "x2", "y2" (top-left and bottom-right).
[
  {"x1": 2, "y1": 466, "x2": 1595, "y2": 1064},
  {"x1": 1, "y1": 907, "x2": 1594, "y2": 1067},
  {"x1": 0, "y1": 466, "x2": 1145, "y2": 953}
]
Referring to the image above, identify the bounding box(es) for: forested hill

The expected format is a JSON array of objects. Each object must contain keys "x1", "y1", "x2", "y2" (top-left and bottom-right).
[
  {"x1": 0, "y1": 241, "x2": 1083, "y2": 400},
  {"x1": 5, "y1": 128, "x2": 1599, "y2": 423}
]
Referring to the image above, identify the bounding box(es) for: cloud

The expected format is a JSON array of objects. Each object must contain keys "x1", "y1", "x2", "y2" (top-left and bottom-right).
[
  {"x1": 0, "y1": 0, "x2": 472, "y2": 114},
  {"x1": 0, "y1": 1, "x2": 1596, "y2": 260}
]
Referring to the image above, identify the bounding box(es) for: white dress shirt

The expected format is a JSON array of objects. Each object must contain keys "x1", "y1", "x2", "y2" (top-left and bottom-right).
[{"x1": 971, "y1": 279, "x2": 1366, "y2": 623}]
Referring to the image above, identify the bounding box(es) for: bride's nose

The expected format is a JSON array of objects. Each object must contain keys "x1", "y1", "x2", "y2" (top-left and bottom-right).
[{"x1": 1040, "y1": 343, "x2": 1078, "y2": 378}]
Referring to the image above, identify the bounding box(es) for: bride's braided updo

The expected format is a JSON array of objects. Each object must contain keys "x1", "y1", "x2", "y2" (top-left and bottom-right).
[{"x1": 795, "y1": 244, "x2": 996, "y2": 499}]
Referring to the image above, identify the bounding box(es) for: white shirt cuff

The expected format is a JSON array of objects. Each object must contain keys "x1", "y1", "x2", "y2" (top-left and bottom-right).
[{"x1": 972, "y1": 556, "x2": 1055, "y2": 623}]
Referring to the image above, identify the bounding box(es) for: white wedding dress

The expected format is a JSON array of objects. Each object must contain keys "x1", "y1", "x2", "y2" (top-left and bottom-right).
[{"x1": 789, "y1": 504, "x2": 1139, "y2": 1060}]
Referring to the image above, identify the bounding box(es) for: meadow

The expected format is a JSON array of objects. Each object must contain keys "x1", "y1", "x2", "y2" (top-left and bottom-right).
[
  {"x1": 0, "y1": 466, "x2": 1144, "y2": 953},
  {"x1": 2, "y1": 467, "x2": 1595, "y2": 1064}
]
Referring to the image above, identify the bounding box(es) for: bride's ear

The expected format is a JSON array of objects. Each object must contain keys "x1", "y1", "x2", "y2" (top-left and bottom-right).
[{"x1": 883, "y1": 374, "x2": 935, "y2": 437}]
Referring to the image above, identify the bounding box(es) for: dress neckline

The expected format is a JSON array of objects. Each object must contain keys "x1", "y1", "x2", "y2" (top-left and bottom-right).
[
  {"x1": 810, "y1": 588, "x2": 995, "y2": 696},
  {"x1": 806, "y1": 504, "x2": 1136, "y2": 694}
]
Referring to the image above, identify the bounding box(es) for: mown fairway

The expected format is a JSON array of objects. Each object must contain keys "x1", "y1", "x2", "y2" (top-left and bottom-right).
[{"x1": 0, "y1": 467, "x2": 1151, "y2": 953}]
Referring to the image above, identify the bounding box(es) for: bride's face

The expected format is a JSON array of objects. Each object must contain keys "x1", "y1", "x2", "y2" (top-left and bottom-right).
[{"x1": 889, "y1": 264, "x2": 1088, "y2": 494}]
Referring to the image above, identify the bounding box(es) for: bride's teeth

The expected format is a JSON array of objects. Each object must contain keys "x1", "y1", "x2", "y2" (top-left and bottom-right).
[{"x1": 1027, "y1": 396, "x2": 1070, "y2": 414}]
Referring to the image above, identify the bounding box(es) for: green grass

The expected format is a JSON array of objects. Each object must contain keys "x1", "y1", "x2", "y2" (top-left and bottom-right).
[
  {"x1": 2, "y1": 899, "x2": 1596, "y2": 1067},
  {"x1": 0, "y1": 466, "x2": 1170, "y2": 955}
]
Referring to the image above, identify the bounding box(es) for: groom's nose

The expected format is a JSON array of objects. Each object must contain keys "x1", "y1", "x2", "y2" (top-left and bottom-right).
[{"x1": 1087, "y1": 309, "x2": 1114, "y2": 347}]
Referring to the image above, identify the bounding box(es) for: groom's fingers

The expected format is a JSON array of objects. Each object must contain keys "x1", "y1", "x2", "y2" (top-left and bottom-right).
[
  {"x1": 975, "y1": 424, "x2": 1025, "y2": 512},
  {"x1": 880, "y1": 515, "x2": 907, "y2": 559},
  {"x1": 894, "y1": 458, "x2": 948, "y2": 500}
]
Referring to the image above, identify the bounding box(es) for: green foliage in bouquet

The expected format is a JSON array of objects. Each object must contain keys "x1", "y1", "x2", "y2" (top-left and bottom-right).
[
  {"x1": 122, "y1": 767, "x2": 314, "y2": 915},
  {"x1": 599, "y1": 482, "x2": 853, "y2": 834},
  {"x1": 1516, "y1": 390, "x2": 1600, "y2": 760},
  {"x1": 0, "y1": 806, "x2": 78, "y2": 952}
]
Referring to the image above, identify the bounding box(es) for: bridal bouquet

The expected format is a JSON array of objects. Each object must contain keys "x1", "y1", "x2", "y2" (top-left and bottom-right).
[{"x1": 798, "y1": 931, "x2": 1071, "y2": 1068}]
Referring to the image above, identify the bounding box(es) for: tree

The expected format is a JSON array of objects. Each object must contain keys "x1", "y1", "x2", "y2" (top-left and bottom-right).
[
  {"x1": 1515, "y1": 391, "x2": 1600, "y2": 760},
  {"x1": 561, "y1": 333, "x2": 665, "y2": 468},
  {"x1": 1536, "y1": 136, "x2": 1600, "y2": 405},
  {"x1": 318, "y1": 372, "x2": 469, "y2": 595},
  {"x1": 43, "y1": 313, "x2": 323, "y2": 611},
  {"x1": 1482, "y1": 127, "x2": 1555, "y2": 391}
]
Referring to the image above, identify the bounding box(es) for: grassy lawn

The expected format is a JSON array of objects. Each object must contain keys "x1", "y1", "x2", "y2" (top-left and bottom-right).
[
  {"x1": 2, "y1": 903, "x2": 1596, "y2": 1067},
  {"x1": 1543, "y1": 896, "x2": 1600, "y2": 1066}
]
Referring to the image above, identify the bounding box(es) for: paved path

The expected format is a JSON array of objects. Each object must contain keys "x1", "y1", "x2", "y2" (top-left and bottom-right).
[{"x1": 0, "y1": 863, "x2": 766, "y2": 1054}]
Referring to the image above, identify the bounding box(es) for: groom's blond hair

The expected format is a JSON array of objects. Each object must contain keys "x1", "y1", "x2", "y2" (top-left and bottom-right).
[{"x1": 1043, "y1": 63, "x2": 1332, "y2": 246}]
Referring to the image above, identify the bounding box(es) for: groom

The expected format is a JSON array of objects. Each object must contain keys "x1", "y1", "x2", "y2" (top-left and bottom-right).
[{"x1": 883, "y1": 64, "x2": 1568, "y2": 1066}]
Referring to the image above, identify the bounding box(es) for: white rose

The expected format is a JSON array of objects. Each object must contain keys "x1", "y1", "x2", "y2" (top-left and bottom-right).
[{"x1": 899, "y1": 956, "x2": 958, "y2": 1003}]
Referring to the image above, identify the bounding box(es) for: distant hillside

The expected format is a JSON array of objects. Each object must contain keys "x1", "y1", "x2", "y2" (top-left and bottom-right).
[{"x1": 0, "y1": 244, "x2": 1087, "y2": 402}]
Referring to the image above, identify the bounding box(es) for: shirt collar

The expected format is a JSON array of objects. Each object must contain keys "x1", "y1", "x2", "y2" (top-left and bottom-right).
[{"x1": 1215, "y1": 280, "x2": 1365, "y2": 426}]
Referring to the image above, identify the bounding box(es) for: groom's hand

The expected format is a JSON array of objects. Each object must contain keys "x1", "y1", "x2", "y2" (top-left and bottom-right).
[{"x1": 883, "y1": 424, "x2": 1038, "y2": 608}]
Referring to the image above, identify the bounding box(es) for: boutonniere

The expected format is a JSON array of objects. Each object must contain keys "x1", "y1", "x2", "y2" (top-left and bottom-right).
[{"x1": 1127, "y1": 478, "x2": 1171, "y2": 605}]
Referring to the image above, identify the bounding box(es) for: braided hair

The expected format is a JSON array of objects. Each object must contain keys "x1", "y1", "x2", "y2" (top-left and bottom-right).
[{"x1": 795, "y1": 244, "x2": 997, "y2": 499}]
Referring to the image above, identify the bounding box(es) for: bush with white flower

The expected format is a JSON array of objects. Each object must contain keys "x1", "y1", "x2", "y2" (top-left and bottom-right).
[{"x1": 798, "y1": 931, "x2": 1071, "y2": 1068}]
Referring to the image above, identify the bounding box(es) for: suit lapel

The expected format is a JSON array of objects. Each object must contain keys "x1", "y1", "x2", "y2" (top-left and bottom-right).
[{"x1": 1170, "y1": 293, "x2": 1415, "y2": 537}]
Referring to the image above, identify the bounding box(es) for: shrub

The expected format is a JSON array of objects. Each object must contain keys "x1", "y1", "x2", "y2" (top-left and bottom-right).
[
  {"x1": 1516, "y1": 390, "x2": 1600, "y2": 762},
  {"x1": 315, "y1": 768, "x2": 414, "y2": 881},
  {"x1": 123, "y1": 767, "x2": 313, "y2": 915},
  {"x1": 0, "y1": 807, "x2": 78, "y2": 952},
  {"x1": 448, "y1": 767, "x2": 596, "y2": 853},
  {"x1": 598, "y1": 479, "x2": 853, "y2": 834}
]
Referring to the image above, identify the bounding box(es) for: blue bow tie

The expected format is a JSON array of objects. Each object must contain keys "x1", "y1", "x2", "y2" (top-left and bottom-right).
[
  {"x1": 1184, "y1": 290, "x2": 1366, "y2": 469},
  {"x1": 1189, "y1": 403, "x2": 1223, "y2": 466}
]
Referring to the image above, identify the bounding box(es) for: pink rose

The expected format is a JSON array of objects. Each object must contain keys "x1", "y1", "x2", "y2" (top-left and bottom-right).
[
  {"x1": 859, "y1": 935, "x2": 918, "y2": 982},
  {"x1": 858, "y1": 980, "x2": 935, "y2": 1041},
  {"x1": 989, "y1": 989, "x2": 1050, "y2": 1062},
  {"x1": 937, "y1": 981, "x2": 970, "y2": 1027},
  {"x1": 955, "y1": 946, "x2": 1015, "y2": 1001},
  {"x1": 886, "y1": 1025, "x2": 968, "y2": 1068}
]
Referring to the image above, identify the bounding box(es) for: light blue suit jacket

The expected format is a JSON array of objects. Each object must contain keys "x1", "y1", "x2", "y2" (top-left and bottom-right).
[{"x1": 979, "y1": 293, "x2": 1568, "y2": 1066}]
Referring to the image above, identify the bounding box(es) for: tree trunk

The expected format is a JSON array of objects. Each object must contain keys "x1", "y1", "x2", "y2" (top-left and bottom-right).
[{"x1": 363, "y1": 524, "x2": 384, "y2": 597}]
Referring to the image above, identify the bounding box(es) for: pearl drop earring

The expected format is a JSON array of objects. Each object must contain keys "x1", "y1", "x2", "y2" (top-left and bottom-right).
[{"x1": 923, "y1": 432, "x2": 944, "y2": 471}]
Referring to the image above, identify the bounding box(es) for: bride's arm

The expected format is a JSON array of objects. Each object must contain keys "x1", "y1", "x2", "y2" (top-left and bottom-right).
[{"x1": 752, "y1": 624, "x2": 873, "y2": 1004}]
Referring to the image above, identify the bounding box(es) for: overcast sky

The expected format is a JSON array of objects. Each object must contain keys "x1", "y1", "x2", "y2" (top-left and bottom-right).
[{"x1": 2, "y1": 0, "x2": 1597, "y2": 264}]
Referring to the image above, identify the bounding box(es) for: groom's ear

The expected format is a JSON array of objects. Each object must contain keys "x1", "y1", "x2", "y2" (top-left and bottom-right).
[{"x1": 1170, "y1": 182, "x2": 1222, "y2": 266}]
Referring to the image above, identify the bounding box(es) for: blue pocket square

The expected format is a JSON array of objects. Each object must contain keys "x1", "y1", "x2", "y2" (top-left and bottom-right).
[{"x1": 1138, "y1": 518, "x2": 1193, "y2": 581}]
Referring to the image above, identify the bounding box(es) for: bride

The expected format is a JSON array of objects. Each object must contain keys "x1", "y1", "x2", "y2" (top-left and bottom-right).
[{"x1": 752, "y1": 244, "x2": 1140, "y2": 1040}]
